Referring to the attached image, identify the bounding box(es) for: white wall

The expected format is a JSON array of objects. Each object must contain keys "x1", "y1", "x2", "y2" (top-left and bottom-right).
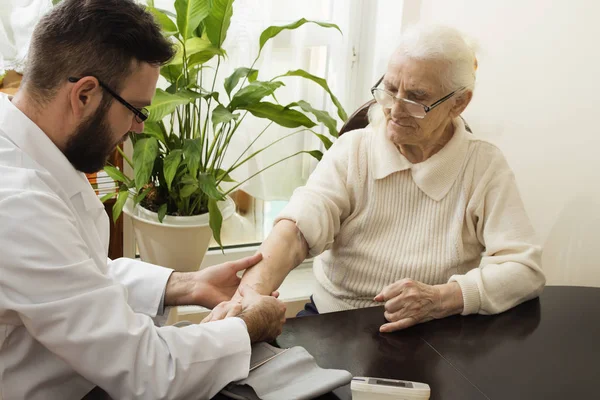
[{"x1": 399, "y1": 0, "x2": 600, "y2": 286}]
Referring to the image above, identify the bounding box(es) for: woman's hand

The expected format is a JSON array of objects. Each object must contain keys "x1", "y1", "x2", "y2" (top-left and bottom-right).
[{"x1": 374, "y1": 279, "x2": 464, "y2": 332}]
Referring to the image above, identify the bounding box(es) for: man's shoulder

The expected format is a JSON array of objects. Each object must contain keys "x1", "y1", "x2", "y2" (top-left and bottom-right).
[{"x1": 0, "y1": 134, "x2": 63, "y2": 204}]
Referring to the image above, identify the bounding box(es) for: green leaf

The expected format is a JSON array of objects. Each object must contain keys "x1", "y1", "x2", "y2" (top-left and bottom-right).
[
  {"x1": 313, "y1": 132, "x2": 334, "y2": 150},
  {"x1": 307, "y1": 150, "x2": 323, "y2": 161},
  {"x1": 276, "y1": 69, "x2": 347, "y2": 122},
  {"x1": 204, "y1": 0, "x2": 235, "y2": 47},
  {"x1": 100, "y1": 193, "x2": 116, "y2": 203},
  {"x1": 174, "y1": 0, "x2": 210, "y2": 39},
  {"x1": 161, "y1": 64, "x2": 184, "y2": 84},
  {"x1": 169, "y1": 36, "x2": 213, "y2": 65},
  {"x1": 216, "y1": 169, "x2": 235, "y2": 182},
  {"x1": 187, "y1": 47, "x2": 225, "y2": 67},
  {"x1": 147, "y1": 6, "x2": 178, "y2": 36},
  {"x1": 228, "y1": 81, "x2": 284, "y2": 110},
  {"x1": 198, "y1": 174, "x2": 225, "y2": 201},
  {"x1": 240, "y1": 102, "x2": 316, "y2": 128},
  {"x1": 259, "y1": 19, "x2": 341, "y2": 54},
  {"x1": 183, "y1": 139, "x2": 202, "y2": 178},
  {"x1": 158, "y1": 204, "x2": 168, "y2": 222},
  {"x1": 134, "y1": 186, "x2": 153, "y2": 206},
  {"x1": 212, "y1": 105, "x2": 239, "y2": 129},
  {"x1": 143, "y1": 121, "x2": 167, "y2": 143},
  {"x1": 52, "y1": 0, "x2": 62, "y2": 5},
  {"x1": 147, "y1": 89, "x2": 191, "y2": 122},
  {"x1": 133, "y1": 138, "x2": 159, "y2": 189},
  {"x1": 290, "y1": 100, "x2": 338, "y2": 138},
  {"x1": 208, "y1": 198, "x2": 224, "y2": 247},
  {"x1": 179, "y1": 181, "x2": 199, "y2": 197},
  {"x1": 112, "y1": 190, "x2": 130, "y2": 223},
  {"x1": 103, "y1": 166, "x2": 129, "y2": 184},
  {"x1": 163, "y1": 149, "x2": 183, "y2": 190},
  {"x1": 224, "y1": 67, "x2": 258, "y2": 97}
]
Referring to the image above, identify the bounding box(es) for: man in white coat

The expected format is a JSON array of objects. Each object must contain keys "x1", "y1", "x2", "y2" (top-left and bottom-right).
[{"x1": 0, "y1": 0, "x2": 287, "y2": 399}]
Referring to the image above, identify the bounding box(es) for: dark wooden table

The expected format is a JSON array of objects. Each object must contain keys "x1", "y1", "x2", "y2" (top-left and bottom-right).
[{"x1": 273, "y1": 286, "x2": 600, "y2": 400}]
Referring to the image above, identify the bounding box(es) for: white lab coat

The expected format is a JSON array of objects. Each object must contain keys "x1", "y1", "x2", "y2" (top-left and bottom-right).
[{"x1": 0, "y1": 94, "x2": 251, "y2": 400}]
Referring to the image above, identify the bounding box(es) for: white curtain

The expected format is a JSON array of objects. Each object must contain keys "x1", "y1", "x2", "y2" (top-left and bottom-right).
[
  {"x1": 211, "y1": 0, "x2": 355, "y2": 200},
  {"x1": 0, "y1": 0, "x2": 51, "y2": 74}
]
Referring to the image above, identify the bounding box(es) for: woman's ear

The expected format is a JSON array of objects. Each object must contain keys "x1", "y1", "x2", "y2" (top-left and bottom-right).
[
  {"x1": 68, "y1": 77, "x2": 103, "y2": 119},
  {"x1": 450, "y1": 90, "x2": 473, "y2": 118}
]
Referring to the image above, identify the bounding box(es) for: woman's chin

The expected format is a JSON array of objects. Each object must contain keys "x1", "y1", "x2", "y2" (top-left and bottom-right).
[{"x1": 386, "y1": 125, "x2": 416, "y2": 145}]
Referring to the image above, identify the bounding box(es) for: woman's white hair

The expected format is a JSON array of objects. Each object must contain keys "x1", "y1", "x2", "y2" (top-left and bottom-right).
[
  {"x1": 394, "y1": 24, "x2": 477, "y2": 91},
  {"x1": 368, "y1": 24, "x2": 477, "y2": 126}
]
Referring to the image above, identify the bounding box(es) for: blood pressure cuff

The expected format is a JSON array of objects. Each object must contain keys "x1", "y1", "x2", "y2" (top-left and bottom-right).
[{"x1": 220, "y1": 342, "x2": 352, "y2": 400}]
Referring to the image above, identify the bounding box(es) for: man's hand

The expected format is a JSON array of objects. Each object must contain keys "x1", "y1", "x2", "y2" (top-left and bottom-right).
[
  {"x1": 374, "y1": 279, "x2": 464, "y2": 332},
  {"x1": 212, "y1": 285, "x2": 286, "y2": 343},
  {"x1": 164, "y1": 253, "x2": 263, "y2": 309}
]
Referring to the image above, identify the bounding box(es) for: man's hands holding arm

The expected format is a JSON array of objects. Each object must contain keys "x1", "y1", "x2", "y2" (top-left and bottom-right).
[{"x1": 203, "y1": 219, "x2": 309, "y2": 322}]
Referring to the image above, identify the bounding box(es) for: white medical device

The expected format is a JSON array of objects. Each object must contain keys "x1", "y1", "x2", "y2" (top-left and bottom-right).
[{"x1": 351, "y1": 377, "x2": 431, "y2": 400}]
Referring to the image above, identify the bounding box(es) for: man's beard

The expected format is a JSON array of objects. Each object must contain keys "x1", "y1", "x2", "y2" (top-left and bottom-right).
[{"x1": 63, "y1": 102, "x2": 120, "y2": 174}]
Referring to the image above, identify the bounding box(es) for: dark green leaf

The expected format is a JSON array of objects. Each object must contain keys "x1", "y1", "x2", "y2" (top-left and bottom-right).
[
  {"x1": 212, "y1": 104, "x2": 239, "y2": 129},
  {"x1": 183, "y1": 138, "x2": 202, "y2": 177},
  {"x1": 179, "y1": 181, "x2": 199, "y2": 197},
  {"x1": 133, "y1": 138, "x2": 159, "y2": 189},
  {"x1": 204, "y1": 0, "x2": 235, "y2": 47},
  {"x1": 224, "y1": 67, "x2": 258, "y2": 97},
  {"x1": 313, "y1": 132, "x2": 334, "y2": 150},
  {"x1": 158, "y1": 204, "x2": 168, "y2": 222},
  {"x1": 228, "y1": 81, "x2": 284, "y2": 110},
  {"x1": 174, "y1": 0, "x2": 210, "y2": 39},
  {"x1": 198, "y1": 174, "x2": 225, "y2": 201},
  {"x1": 240, "y1": 102, "x2": 316, "y2": 128},
  {"x1": 290, "y1": 100, "x2": 338, "y2": 138},
  {"x1": 163, "y1": 149, "x2": 183, "y2": 190},
  {"x1": 112, "y1": 190, "x2": 129, "y2": 223},
  {"x1": 307, "y1": 150, "x2": 323, "y2": 161},
  {"x1": 147, "y1": 89, "x2": 191, "y2": 122},
  {"x1": 259, "y1": 19, "x2": 341, "y2": 54},
  {"x1": 208, "y1": 198, "x2": 224, "y2": 247},
  {"x1": 276, "y1": 69, "x2": 347, "y2": 122},
  {"x1": 103, "y1": 166, "x2": 129, "y2": 184},
  {"x1": 147, "y1": 6, "x2": 178, "y2": 36}
]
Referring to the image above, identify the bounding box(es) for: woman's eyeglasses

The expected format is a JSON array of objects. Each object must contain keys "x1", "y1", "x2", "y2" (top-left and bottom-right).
[{"x1": 370, "y1": 76, "x2": 465, "y2": 119}]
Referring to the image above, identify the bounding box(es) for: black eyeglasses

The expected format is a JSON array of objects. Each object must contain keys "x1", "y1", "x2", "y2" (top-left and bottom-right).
[
  {"x1": 371, "y1": 75, "x2": 466, "y2": 119},
  {"x1": 68, "y1": 77, "x2": 149, "y2": 123}
]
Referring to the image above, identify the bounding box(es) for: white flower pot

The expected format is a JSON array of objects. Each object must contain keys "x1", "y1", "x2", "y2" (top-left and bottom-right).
[{"x1": 123, "y1": 196, "x2": 236, "y2": 272}]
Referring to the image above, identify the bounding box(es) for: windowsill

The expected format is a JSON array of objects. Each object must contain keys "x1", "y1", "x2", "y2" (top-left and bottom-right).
[{"x1": 166, "y1": 259, "x2": 315, "y2": 325}]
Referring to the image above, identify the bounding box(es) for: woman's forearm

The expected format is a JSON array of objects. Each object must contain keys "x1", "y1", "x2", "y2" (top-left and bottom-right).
[{"x1": 238, "y1": 219, "x2": 309, "y2": 296}]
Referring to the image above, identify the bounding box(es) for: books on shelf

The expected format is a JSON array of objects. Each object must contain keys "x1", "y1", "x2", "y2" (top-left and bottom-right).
[{"x1": 86, "y1": 169, "x2": 120, "y2": 198}]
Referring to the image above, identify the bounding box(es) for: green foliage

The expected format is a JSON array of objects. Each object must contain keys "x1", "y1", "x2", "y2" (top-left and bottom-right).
[{"x1": 105, "y1": 0, "x2": 346, "y2": 247}]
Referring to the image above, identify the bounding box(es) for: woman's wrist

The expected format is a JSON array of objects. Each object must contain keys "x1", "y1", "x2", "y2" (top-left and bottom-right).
[{"x1": 435, "y1": 282, "x2": 464, "y2": 318}]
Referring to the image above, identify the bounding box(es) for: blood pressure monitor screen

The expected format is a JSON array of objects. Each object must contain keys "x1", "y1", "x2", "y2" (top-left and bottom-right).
[{"x1": 371, "y1": 379, "x2": 413, "y2": 388}]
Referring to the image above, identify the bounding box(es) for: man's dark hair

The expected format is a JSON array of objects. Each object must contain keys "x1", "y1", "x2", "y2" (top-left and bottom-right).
[{"x1": 23, "y1": 0, "x2": 175, "y2": 103}]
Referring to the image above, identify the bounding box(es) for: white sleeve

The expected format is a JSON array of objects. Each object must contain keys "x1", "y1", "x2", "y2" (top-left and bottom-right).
[
  {"x1": 0, "y1": 191, "x2": 251, "y2": 399},
  {"x1": 449, "y1": 156, "x2": 546, "y2": 315},
  {"x1": 275, "y1": 131, "x2": 361, "y2": 256},
  {"x1": 106, "y1": 257, "x2": 173, "y2": 317}
]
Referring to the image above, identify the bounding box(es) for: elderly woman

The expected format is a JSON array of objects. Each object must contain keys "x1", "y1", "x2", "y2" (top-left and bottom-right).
[{"x1": 206, "y1": 24, "x2": 545, "y2": 332}]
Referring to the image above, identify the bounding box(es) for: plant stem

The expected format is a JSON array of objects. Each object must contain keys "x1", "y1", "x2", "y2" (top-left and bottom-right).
[
  {"x1": 116, "y1": 146, "x2": 133, "y2": 168},
  {"x1": 228, "y1": 128, "x2": 306, "y2": 174},
  {"x1": 202, "y1": 56, "x2": 222, "y2": 169},
  {"x1": 224, "y1": 150, "x2": 310, "y2": 196}
]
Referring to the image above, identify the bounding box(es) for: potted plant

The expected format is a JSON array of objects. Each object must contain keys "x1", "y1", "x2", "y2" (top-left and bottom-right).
[{"x1": 102, "y1": 0, "x2": 347, "y2": 272}]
